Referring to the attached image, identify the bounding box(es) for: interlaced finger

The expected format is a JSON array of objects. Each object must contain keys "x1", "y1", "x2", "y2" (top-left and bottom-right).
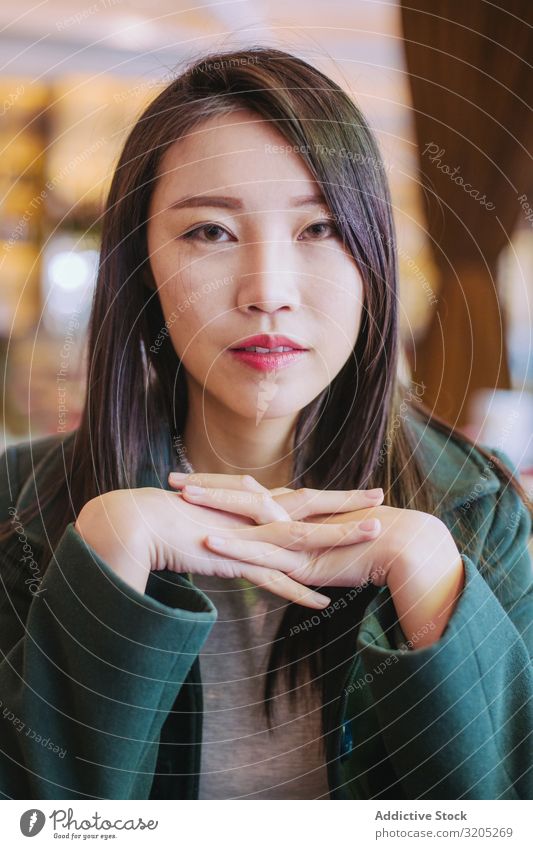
[
  {"x1": 205, "y1": 535, "x2": 305, "y2": 573},
  {"x1": 180, "y1": 485, "x2": 291, "y2": 524},
  {"x1": 210, "y1": 516, "x2": 382, "y2": 550},
  {"x1": 208, "y1": 557, "x2": 330, "y2": 609},
  {"x1": 274, "y1": 486, "x2": 384, "y2": 519},
  {"x1": 169, "y1": 472, "x2": 267, "y2": 492}
]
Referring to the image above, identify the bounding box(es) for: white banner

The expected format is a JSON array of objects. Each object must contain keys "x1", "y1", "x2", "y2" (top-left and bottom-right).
[{"x1": 0, "y1": 799, "x2": 530, "y2": 848}]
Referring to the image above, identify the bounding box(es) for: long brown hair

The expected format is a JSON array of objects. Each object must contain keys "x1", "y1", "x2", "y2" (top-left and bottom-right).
[{"x1": 1, "y1": 46, "x2": 531, "y2": 736}]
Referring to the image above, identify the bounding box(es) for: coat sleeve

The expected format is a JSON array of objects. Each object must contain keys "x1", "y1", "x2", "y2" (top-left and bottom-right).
[
  {"x1": 352, "y1": 447, "x2": 533, "y2": 800},
  {"x1": 0, "y1": 445, "x2": 217, "y2": 800}
]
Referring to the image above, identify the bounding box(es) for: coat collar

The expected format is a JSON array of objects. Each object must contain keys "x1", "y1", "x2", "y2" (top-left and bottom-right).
[
  {"x1": 406, "y1": 413, "x2": 501, "y2": 512},
  {"x1": 14, "y1": 415, "x2": 500, "y2": 550}
]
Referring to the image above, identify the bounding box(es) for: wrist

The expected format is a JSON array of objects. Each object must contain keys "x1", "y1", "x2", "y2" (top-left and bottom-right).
[
  {"x1": 75, "y1": 495, "x2": 152, "y2": 596},
  {"x1": 386, "y1": 526, "x2": 465, "y2": 649}
]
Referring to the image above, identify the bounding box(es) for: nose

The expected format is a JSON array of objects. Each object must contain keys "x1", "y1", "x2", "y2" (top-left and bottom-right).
[{"x1": 236, "y1": 238, "x2": 302, "y2": 314}]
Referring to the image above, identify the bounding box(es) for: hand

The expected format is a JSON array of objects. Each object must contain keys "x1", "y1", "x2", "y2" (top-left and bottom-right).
[
  {"x1": 74, "y1": 486, "x2": 337, "y2": 607},
  {"x1": 194, "y1": 502, "x2": 465, "y2": 648},
  {"x1": 165, "y1": 471, "x2": 386, "y2": 608}
]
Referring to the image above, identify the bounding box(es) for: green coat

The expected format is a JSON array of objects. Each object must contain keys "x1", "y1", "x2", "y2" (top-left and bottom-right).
[{"x1": 0, "y1": 418, "x2": 531, "y2": 800}]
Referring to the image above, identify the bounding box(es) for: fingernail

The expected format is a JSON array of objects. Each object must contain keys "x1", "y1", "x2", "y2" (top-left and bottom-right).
[
  {"x1": 206, "y1": 535, "x2": 226, "y2": 548},
  {"x1": 184, "y1": 485, "x2": 205, "y2": 494},
  {"x1": 312, "y1": 592, "x2": 331, "y2": 606},
  {"x1": 359, "y1": 518, "x2": 380, "y2": 532},
  {"x1": 169, "y1": 472, "x2": 189, "y2": 480},
  {"x1": 365, "y1": 488, "x2": 383, "y2": 500}
]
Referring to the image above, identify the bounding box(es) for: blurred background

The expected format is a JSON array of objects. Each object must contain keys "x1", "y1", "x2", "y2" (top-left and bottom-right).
[{"x1": 0, "y1": 0, "x2": 532, "y2": 494}]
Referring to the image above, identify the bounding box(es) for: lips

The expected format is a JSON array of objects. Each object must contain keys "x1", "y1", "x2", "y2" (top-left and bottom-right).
[
  {"x1": 230, "y1": 334, "x2": 308, "y2": 351},
  {"x1": 229, "y1": 348, "x2": 308, "y2": 372}
]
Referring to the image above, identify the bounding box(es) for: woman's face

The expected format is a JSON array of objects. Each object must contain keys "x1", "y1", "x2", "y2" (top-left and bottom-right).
[{"x1": 147, "y1": 108, "x2": 364, "y2": 422}]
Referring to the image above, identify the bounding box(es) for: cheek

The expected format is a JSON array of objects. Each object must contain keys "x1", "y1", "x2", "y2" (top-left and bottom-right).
[
  {"x1": 153, "y1": 253, "x2": 219, "y2": 320},
  {"x1": 312, "y1": 268, "x2": 364, "y2": 351},
  {"x1": 163, "y1": 293, "x2": 227, "y2": 374},
  {"x1": 152, "y1": 245, "x2": 228, "y2": 313}
]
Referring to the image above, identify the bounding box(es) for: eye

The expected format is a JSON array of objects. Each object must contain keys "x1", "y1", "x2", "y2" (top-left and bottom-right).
[
  {"x1": 299, "y1": 219, "x2": 340, "y2": 241},
  {"x1": 181, "y1": 223, "x2": 233, "y2": 243}
]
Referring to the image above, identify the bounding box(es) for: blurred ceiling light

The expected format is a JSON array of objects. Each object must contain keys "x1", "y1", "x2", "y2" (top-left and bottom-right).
[
  {"x1": 41, "y1": 236, "x2": 98, "y2": 334},
  {"x1": 48, "y1": 250, "x2": 97, "y2": 294},
  {"x1": 107, "y1": 15, "x2": 165, "y2": 50}
]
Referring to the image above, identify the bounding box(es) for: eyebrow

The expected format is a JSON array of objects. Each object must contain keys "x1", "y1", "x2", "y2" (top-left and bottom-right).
[{"x1": 166, "y1": 193, "x2": 329, "y2": 211}]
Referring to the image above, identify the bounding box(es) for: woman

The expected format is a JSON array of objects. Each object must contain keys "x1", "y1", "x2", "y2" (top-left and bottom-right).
[{"x1": 0, "y1": 46, "x2": 531, "y2": 801}]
